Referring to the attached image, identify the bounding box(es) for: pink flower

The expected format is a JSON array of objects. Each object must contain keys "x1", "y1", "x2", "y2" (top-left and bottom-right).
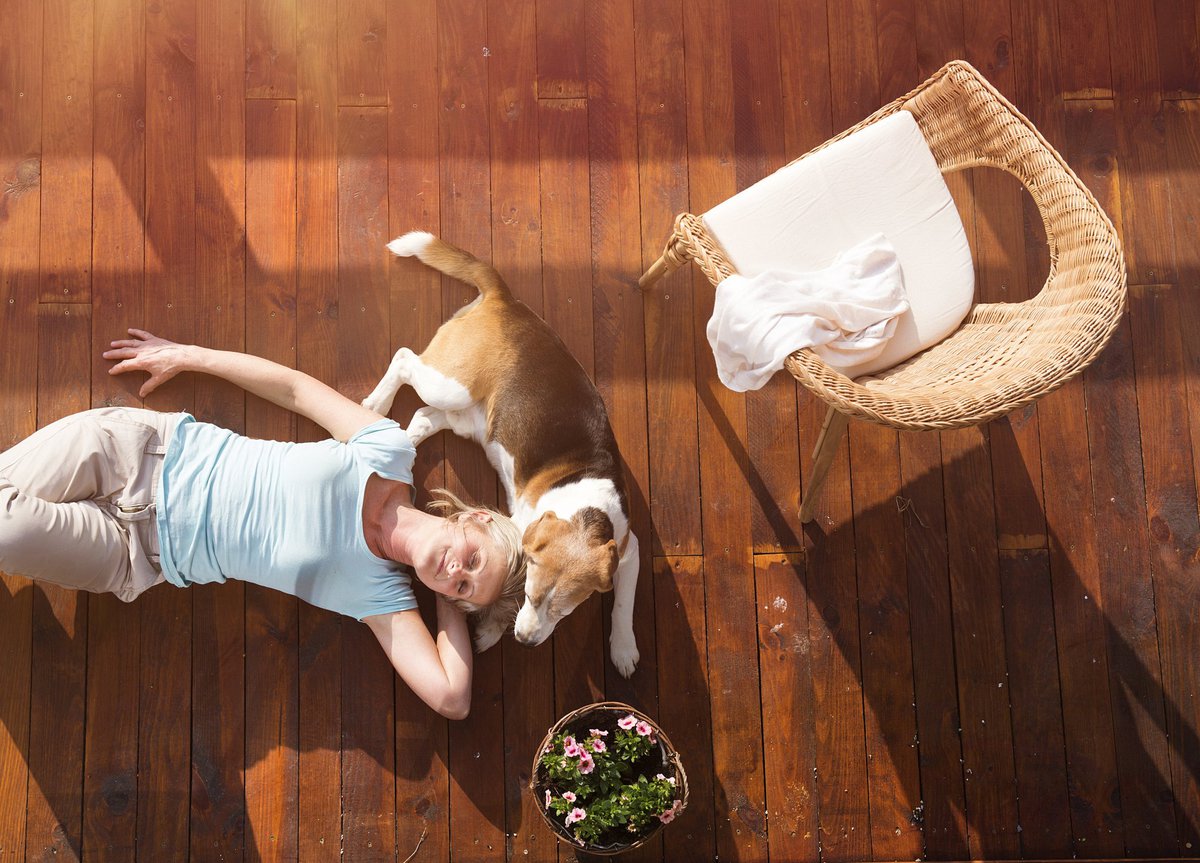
[
  {"x1": 563, "y1": 742, "x2": 582, "y2": 758},
  {"x1": 578, "y1": 752, "x2": 595, "y2": 774},
  {"x1": 617, "y1": 714, "x2": 637, "y2": 730},
  {"x1": 635, "y1": 721, "x2": 653, "y2": 737},
  {"x1": 544, "y1": 789, "x2": 552, "y2": 808},
  {"x1": 562, "y1": 736, "x2": 576, "y2": 750},
  {"x1": 566, "y1": 807, "x2": 587, "y2": 825},
  {"x1": 589, "y1": 728, "x2": 608, "y2": 737},
  {"x1": 562, "y1": 791, "x2": 576, "y2": 802},
  {"x1": 658, "y1": 799, "x2": 684, "y2": 824},
  {"x1": 591, "y1": 738, "x2": 606, "y2": 753}
]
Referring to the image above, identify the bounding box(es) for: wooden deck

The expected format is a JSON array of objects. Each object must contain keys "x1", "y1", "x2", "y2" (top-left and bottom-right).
[{"x1": 2, "y1": 0, "x2": 1199, "y2": 860}]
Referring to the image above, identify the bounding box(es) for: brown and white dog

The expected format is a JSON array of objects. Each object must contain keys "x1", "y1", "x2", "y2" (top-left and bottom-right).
[{"x1": 362, "y1": 232, "x2": 640, "y2": 677}]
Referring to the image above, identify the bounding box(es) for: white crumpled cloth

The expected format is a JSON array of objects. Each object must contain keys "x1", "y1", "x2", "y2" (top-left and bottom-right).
[{"x1": 705, "y1": 233, "x2": 909, "y2": 392}]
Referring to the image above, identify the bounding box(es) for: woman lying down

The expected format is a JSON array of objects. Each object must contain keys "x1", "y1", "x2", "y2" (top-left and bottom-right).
[{"x1": 0, "y1": 329, "x2": 525, "y2": 719}]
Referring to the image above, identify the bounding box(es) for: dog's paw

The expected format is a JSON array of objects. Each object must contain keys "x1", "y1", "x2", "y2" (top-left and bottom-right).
[
  {"x1": 473, "y1": 617, "x2": 506, "y2": 654},
  {"x1": 404, "y1": 410, "x2": 436, "y2": 446},
  {"x1": 361, "y1": 389, "x2": 395, "y2": 416},
  {"x1": 387, "y1": 231, "x2": 434, "y2": 258},
  {"x1": 609, "y1": 630, "x2": 640, "y2": 678}
]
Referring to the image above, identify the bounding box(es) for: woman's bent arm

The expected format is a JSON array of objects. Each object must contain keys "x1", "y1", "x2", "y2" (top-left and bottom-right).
[
  {"x1": 104, "y1": 329, "x2": 382, "y2": 442},
  {"x1": 365, "y1": 602, "x2": 474, "y2": 719}
]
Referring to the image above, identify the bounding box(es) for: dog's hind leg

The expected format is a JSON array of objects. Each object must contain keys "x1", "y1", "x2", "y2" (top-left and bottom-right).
[
  {"x1": 363, "y1": 347, "x2": 475, "y2": 417},
  {"x1": 362, "y1": 347, "x2": 417, "y2": 415}
]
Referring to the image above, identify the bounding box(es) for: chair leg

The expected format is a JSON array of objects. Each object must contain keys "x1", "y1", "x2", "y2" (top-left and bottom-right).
[
  {"x1": 799, "y1": 406, "x2": 850, "y2": 523},
  {"x1": 637, "y1": 240, "x2": 683, "y2": 289}
]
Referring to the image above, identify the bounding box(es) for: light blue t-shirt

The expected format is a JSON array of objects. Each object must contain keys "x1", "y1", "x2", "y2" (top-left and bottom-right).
[{"x1": 156, "y1": 416, "x2": 419, "y2": 621}]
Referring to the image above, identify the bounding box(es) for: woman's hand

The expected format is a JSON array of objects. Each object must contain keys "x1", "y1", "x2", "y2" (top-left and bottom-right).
[{"x1": 103, "y1": 328, "x2": 196, "y2": 397}]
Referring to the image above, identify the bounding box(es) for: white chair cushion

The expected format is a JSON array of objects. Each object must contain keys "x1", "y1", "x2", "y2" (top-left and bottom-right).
[{"x1": 701, "y1": 110, "x2": 975, "y2": 380}]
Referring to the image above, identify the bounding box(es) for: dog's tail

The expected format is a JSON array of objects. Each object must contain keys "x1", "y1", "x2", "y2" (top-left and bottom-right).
[{"x1": 386, "y1": 232, "x2": 511, "y2": 301}]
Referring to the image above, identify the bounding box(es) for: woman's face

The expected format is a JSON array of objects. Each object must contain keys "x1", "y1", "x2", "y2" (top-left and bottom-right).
[{"x1": 414, "y1": 513, "x2": 506, "y2": 608}]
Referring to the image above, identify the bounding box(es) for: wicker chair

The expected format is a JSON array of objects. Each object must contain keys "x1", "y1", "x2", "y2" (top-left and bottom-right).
[{"x1": 639, "y1": 60, "x2": 1126, "y2": 522}]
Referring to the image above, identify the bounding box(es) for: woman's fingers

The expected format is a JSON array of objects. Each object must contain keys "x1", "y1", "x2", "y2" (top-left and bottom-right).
[{"x1": 127, "y1": 327, "x2": 154, "y2": 339}]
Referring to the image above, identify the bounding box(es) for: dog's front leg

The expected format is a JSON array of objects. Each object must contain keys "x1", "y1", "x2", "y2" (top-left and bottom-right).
[
  {"x1": 404, "y1": 406, "x2": 451, "y2": 446},
  {"x1": 609, "y1": 531, "x2": 640, "y2": 678}
]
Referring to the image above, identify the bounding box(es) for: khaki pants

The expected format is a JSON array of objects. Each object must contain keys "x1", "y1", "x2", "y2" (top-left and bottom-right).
[{"x1": 0, "y1": 407, "x2": 182, "y2": 602}]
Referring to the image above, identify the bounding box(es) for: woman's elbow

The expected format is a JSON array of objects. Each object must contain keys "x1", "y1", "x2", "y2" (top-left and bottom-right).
[{"x1": 437, "y1": 693, "x2": 471, "y2": 721}]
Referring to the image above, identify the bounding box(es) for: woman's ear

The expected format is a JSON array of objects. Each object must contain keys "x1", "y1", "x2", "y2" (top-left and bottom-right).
[{"x1": 468, "y1": 510, "x2": 493, "y2": 524}]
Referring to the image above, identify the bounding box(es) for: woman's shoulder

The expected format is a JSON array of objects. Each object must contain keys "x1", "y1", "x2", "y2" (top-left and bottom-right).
[{"x1": 346, "y1": 418, "x2": 417, "y2": 482}]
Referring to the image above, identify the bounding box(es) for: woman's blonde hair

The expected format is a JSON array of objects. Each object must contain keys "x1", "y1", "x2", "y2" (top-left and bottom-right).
[{"x1": 426, "y1": 488, "x2": 527, "y2": 619}]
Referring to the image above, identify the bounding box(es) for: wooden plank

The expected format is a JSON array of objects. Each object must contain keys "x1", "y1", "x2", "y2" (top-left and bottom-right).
[
  {"x1": 1156, "y1": 0, "x2": 1200, "y2": 99},
  {"x1": 24, "y1": 304, "x2": 90, "y2": 861},
  {"x1": 682, "y1": 2, "x2": 767, "y2": 858},
  {"x1": 1109, "y1": 0, "x2": 1177, "y2": 286},
  {"x1": 635, "y1": 0, "x2": 702, "y2": 556},
  {"x1": 1128, "y1": 283, "x2": 1200, "y2": 852},
  {"x1": 997, "y1": 549, "x2": 1072, "y2": 856},
  {"x1": 191, "y1": 0, "x2": 248, "y2": 857},
  {"x1": 483, "y1": 1, "x2": 559, "y2": 858},
  {"x1": 338, "y1": 0, "x2": 388, "y2": 106},
  {"x1": 1038, "y1": 376, "x2": 1123, "y2": 854},
  {"x1": 82, "y1": 594, "x2": 141, "y2": 861},
  {"x1": 89, "y1": 0, "x2": 146, "y2": 408},
  {"x1": 847, "y1": 422, "x2": 923, "y2": 860},
  {"x1": 913, "y1": 0, "x2": 964, "y2": 80},
  {"x1": 535, "y1": 0, "x2": 586, "y2": 98},
  {"x1": 38, "y1": 0, "x2": 92, "y2": 303},
  {"x1": 897, "y1": 430, "x2": 969, "y2": 859},
  {"x1": 732, "y1": 0, "x2": 802, "y2": 556},
  {"x1": 940, "y1": 426, "x2": 1020, "y2": 858},
  {"x1": 875, "y1": 0, "x2": 919, "y2": 100},
  {"x1": 385, "y1": 0, "x2": 450, "y2": 858},
  {"x1": 1057, "y1": 0, "x2": 1114, "y2": 98},
  {"x1": 586, "y1": 0, "x2": 657, "y2": 718},
  {"x1": 791, "y1": 280, "x2": 869, "y2": 858},
  {"x1": 83, "y1": 0, "x2": 145, "y2": 856},
  {"x1": 140, "y1": 0, "x2": 197, "y2": 854},
  {"x1": 246, "y1": 0, "x2": 297, "y2": 98},
  {"x1": 1069, "y1": 97, "x2": 1177, "y2": 857},
  {"x1": 0, "y1": 0, "x2": 43, "y2": 850},
  {"x1": 243, "y1": 97, "x2": 300, "y2": 863},
  {"x1": 1165, "y1": 100, "x2": 1200, "y2": 537},
  {"x1": 755, "y1": 554, "x2": 818, "y2": 863},
  {"x1": 655, "y1": 556, "x2": 715, "y2": 861},
  {"x1": 295, "y1": 2, "x2": 342, "y2": 857},
  {"x1": 779, "y1": 0, "x2": 833, "y2": 156},
  {"x1": 337, "y1": 105, "x2": 399, "y2": 862}
]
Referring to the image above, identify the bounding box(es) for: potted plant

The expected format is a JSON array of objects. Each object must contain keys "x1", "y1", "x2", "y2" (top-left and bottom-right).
[{"x1": 530, "y1": 701, "x2": 689, "y2": 855}]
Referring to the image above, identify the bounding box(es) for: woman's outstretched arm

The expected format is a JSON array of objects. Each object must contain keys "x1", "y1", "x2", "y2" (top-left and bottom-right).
[
  {"x1": 364, "y1": 601, "x2": 474, "y2": 719},
  {"x1": 104, "y1": 328, "x2": 383, "y2": 442}
]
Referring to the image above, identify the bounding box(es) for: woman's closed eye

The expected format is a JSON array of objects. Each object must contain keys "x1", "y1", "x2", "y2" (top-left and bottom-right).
[{"x1": 457, "y1": 579, "x2": 471, "y2": 596}]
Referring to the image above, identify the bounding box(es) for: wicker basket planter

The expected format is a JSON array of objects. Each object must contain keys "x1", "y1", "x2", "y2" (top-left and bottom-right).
[{"x1": 530, "y1": 701, "x2": 689, "y2": 855}]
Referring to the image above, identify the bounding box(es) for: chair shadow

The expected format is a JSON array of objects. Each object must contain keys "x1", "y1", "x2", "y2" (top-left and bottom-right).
[{"x1": 695, "y1": 372, "x2": 1199, "y2": 859}]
